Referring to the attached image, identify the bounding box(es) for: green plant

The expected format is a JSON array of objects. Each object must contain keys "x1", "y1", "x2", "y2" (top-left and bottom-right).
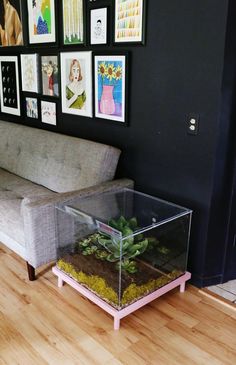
[
  {"x1": 75, "y1": 216, "x2": 159, "y2": 274},
  {"x1": 97, "y1": 216, "x2": 149, "y2": 273}
]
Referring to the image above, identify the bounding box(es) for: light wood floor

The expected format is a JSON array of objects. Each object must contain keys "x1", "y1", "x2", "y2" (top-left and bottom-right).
[{"x1": 0, "y1": 244, "x2": 236, "y2": 365}]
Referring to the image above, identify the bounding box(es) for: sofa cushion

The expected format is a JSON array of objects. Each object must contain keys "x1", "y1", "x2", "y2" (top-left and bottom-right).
[
  {"x1": 0, "y1": 169, "x2": 56, "y2": 198},
  {"x1": 0, "y1": 121, "x2": 121, "y2": 193},
  {"x1": 0, "y1": 168, "x2": 56, "y2": 245}
]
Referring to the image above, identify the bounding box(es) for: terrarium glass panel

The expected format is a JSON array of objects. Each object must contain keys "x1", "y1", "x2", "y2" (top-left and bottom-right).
[{"x1": 56, "y1": 189, "x2": 192, "y2": 310}]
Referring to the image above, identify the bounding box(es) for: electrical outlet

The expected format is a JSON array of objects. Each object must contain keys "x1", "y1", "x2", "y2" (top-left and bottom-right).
[{"x1": 187, "y1": 114, "x2": 199, "y2": 135}]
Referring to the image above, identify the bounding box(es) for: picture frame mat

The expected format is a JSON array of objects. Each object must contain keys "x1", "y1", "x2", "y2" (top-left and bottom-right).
[
  {"x1": 41, "y1": 100, "x2": 57, "y2": 125},
  {"x1": 90, "y1": 7, "x2": 108, "y2": 45},
  {"x1": 60, "y1": 51, "x2": 93, "y2": 118},
  {"x1": 94, "y1": 55, "x2": 126, "y2": 123},
  {"x1": 0, "y1": 56, "x2": 21, "y2": 116},
  {"x1": 114, "y1": 0, "x2": 145, "y2": 44},
  {"x1": 20, "y1": 54, "x2": 39, "y2": 93},
  {"x1": 27, "y1": 0, "x2": 56, "y2": 44}
]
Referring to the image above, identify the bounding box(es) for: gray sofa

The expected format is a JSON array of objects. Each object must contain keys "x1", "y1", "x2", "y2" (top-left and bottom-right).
[{"x1": 0, "y1": 120, "x2": 133, "y2": 280}]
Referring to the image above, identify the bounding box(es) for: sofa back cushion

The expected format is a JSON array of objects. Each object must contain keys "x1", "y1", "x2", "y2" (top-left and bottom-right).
[{"x1": 0, "y1": 121, "x2": 121, "y2": 193}]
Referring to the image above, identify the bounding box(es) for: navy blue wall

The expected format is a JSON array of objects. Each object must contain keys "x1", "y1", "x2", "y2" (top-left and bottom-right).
[{"x1": 0, "y1": 0, "x2": 230, "y2": 286}]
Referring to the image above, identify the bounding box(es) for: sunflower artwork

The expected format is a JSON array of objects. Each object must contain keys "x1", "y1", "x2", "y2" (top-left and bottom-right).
[{"x1": 95, "y1": 55, "x2": 126, "y2": 123}]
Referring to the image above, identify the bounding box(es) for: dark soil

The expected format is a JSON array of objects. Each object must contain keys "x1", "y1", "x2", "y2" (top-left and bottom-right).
[{"x1": 60, "y1": 253, "x2": 163, "y2": 295}]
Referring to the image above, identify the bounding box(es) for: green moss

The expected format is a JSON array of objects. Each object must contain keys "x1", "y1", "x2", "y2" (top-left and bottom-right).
[
  {"x1": 57, "y1": 259, "x2": 118, "y2": 305},
  {"x1": 121, "y1": 270, "x2": 183, "y2": 305},
  {"x1": 57, "y1": 259, "x2": 183, "y2": 308}
]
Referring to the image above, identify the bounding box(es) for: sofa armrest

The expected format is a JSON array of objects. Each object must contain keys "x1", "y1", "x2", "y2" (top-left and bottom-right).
[{"x1": 21, "y1": 178, "x2": 134, "y2": 268}]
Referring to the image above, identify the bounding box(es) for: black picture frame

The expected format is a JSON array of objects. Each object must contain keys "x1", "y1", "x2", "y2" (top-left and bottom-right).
[
  {"x1": 113, "y1": 0, "x2": 146, "y2": 45},
  {"x1": 20, "y1": 53, "x2": 40, "y2": 93},
  {"x1": 62, "y1": 0, "x2": 86, "y2": 47},
  {"x1": 0, "y1": 55, "x2": 21, "y2": 116},
  {"x1": 0, "y1": 0, "x2": 25, "y2": 47},
  {"x1": 26, "y1": 0, "x2": 58, "y2": 46},
  {"x1": 93, "y1": 51, "x2": 129, "y2": 126},
  {"x1": 40, "y1": 54, "x2": 60, "y2": 98},
  {"x1": 41, "y1": 99, "x2": 57, "y2": 126},
  {"x1": 89, "y1": 6, "x2": 109, "y2": 46},
  {"x1": 25, "y1": 96, "x2": 39, "y2": 120}
]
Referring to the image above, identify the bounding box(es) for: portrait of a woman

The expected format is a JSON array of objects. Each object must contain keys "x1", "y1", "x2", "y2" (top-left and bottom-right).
[{"x1": 66, "y1": 59, "x2": 86, "y2": 110}]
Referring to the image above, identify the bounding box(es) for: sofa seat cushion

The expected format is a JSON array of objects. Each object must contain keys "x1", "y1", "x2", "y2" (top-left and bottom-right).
[{"x1": 0, "y1": 168, "x2": 56, "y2": 245}]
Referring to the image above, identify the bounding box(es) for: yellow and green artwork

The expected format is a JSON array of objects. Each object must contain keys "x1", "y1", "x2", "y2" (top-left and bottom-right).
[
  {"x1": 27, "y1": 0, "x2": 56, "y2": 44},
  {"x1": 63, "y1": 0, "x2": 84, "y2": 45},
  {"x1": 115, "y1": 0, "x2": 144, "y2": 43}
]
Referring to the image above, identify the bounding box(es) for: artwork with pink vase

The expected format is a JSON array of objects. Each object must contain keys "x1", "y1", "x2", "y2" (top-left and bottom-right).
[{"x1": 95, "y1": 55, "x2": 127, "y2": 123}]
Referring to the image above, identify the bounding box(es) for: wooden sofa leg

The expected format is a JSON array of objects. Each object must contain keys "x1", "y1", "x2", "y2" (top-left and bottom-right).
[{"x1": 26, "y1": 262, "x2": 36, "y2": 281}]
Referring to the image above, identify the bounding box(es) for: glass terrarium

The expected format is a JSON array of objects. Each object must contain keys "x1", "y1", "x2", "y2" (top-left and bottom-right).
[{"x1": 54, "y1": 188, "x2": 192, "y2": 329}]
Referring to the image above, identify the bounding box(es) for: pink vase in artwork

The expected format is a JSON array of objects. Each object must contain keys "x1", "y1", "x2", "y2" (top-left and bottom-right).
[{"x1": 100, "y1": 85, "x2": 115, "y2": 115}]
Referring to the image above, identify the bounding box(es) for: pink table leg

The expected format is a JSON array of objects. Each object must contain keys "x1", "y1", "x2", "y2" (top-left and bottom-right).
[
  {"x1": 58, "y1": 277, "x2": 64, "y2": 288},
  {"x1": 180, "y1": 281, "x2": 186, "y2": 293},
  {"x1": 52, "y1": 266, "x2": 191, "y2": 330},
  {"x1": 114, "y1": 316, "x2": 120, "y2": 330}
]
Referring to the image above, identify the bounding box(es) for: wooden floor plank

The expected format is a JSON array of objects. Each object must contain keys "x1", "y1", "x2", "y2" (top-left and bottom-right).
[
  {"x1": 1, "y1": 243, "x2": 236, "y2": 364},
  {"x1": 166, "y1": 319, "x2": 236, "y2": 365}
]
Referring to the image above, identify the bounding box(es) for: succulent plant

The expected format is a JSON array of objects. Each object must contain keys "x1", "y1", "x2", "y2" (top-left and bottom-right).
[
  {"x1": 98, "y1": 236, "x2": 149, "y2": 263},
  {"x1": 117, "y1": 260, "x2": 138, "y2": 274},
  {"x1": 75, "y1": 217, "x2": 160, "y2": 274}
]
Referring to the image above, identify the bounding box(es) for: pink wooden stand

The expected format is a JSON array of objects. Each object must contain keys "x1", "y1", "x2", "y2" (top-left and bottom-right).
[{"x1": 52, "y1": 266, "x2": 191, "y2": 330}]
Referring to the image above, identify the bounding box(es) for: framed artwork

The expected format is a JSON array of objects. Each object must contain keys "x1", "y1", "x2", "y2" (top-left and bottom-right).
[
  {"x1": 41, "y1": 100, "x2": 56, "y2": 125},
  {"x1": 114, "y1": 0, "x2": 146, "y2": 44},
  {"x1": 27, "y1": 0, "x2": 56, "y2": 44},
  {"x1": 0, "y1": 56, "x2": 21, "y2": 116},
  {"x1": 90, "y1": 7, "x2": 108, "y2": 45},
  {"x1": 63, "y1": 0, "x2": 85, "y2": 45},
  {"x1": 26, "y1": 97, "x2": 38, "y2": 119},
  {"x1": 41, "y1": 55, "x2": 59, "y2": 97},
  {"x1": 94, "y1": 55, "x2": 127, "y2": 123},
  {"x1": 0, "y1": 0, "x2": 24, "y2": 46},
  {"x1": 20, "y1": 54, "x2": 39, "y2": 93},
  {"x1": 60, "y1": 51, "x2": 92, "y2": 118}
]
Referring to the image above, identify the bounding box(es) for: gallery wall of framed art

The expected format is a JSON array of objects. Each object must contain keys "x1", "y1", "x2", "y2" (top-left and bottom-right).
[
  {"x1": 0, "y1": 0, "x2": 147, "y2": 128},
  {"x1": 0, "y1": 1, "x2": 231, "y2": 290}
]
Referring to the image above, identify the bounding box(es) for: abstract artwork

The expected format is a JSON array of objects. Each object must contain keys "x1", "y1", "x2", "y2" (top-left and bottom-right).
[
  {"x1": 26, "y1": 97, "x2": 38, "y2": 118},
  {"x1": 0, "y1": 0, "x2": 24, "y2": 46},
  {"x1": 20, "y1": 54, "x2": 39, "y2": 93},
  {"x1": 63, "y1": 0, "x2": 84, "y2": 45},
  {"x1": 27, "y1": 0, "x2": 56, "y2": 44},
  {"x1": 90, "y1": 7, "x2": 107, "y2": 45},
  {"x1": 94, "y1": 55, "x2": 126, "y2": 123},
  {"x1": 114, "y1": 0, "x2": 145, "y2": 44},
  {"x1": 41, "y1": 100, "x2": 56, "y2": 125},
  {"x1": 0, "y1": 56, "x2": 20, "y2": 116},
  {"x1": 41, "y1": 55, "x2": 59, "y2": 96},
  {"x1": 60, "y1": 51, "x2": 92, "y2": 117}
]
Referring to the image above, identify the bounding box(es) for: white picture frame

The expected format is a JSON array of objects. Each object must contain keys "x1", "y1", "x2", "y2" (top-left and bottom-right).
[
  {"x1": 0, "y1": 56, "x2": 21, "y2": 116},
  {"x1": 41, "y1": 100, "x2": 57, "y2": 125},
  {"x1": 90, "y1": 7, "x2": 107, "y2": 45},
  {"x1": 60, "y1": 51, "x2": 93, "y2": 118},
  {"x1": 20, "y1": 54, "x2": 39, "y2": 93},
  {"x1": 27, "y1": 0, "x2": 56, "y2": 44}
]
